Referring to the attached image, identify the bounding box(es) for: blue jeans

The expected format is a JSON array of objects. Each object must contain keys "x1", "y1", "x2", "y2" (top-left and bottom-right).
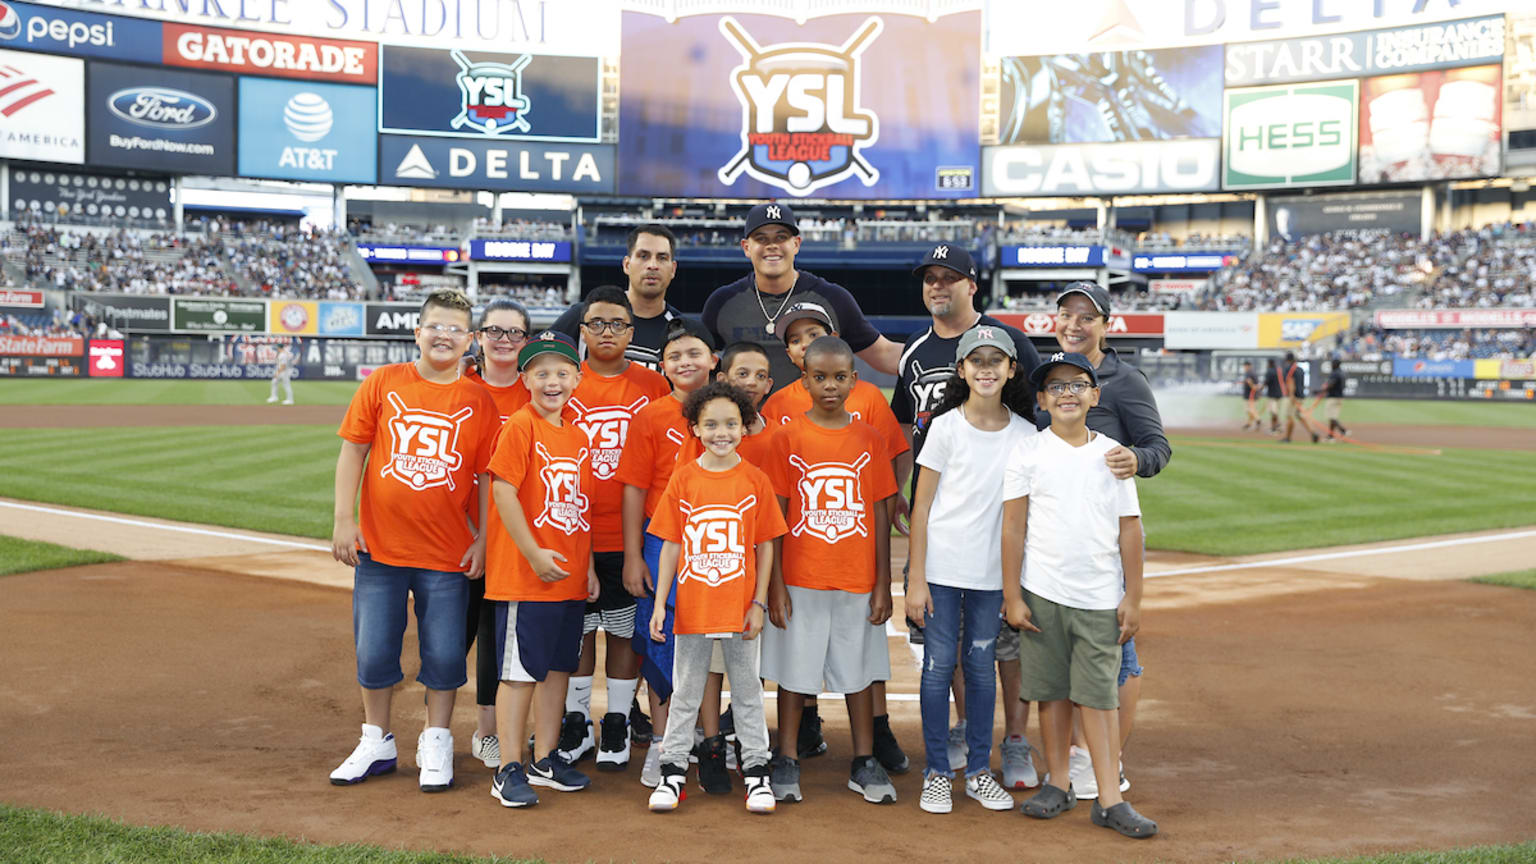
[
  {"x1": 920, "y1": 584, "x2": 1002, "y2": 778},
  {"x1": 352, "y1": 552, "x2": 468, "y2": 691}
]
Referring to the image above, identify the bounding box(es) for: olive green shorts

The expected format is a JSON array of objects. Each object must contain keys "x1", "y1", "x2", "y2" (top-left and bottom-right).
[{"x1": 1016, "y1": 590, "x2": 1121, "y2": 710}]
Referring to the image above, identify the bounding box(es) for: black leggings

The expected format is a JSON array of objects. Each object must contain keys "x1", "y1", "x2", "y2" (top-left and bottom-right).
[{"x1": 464, "y1": 578, "x2": 498, "y2": 708}]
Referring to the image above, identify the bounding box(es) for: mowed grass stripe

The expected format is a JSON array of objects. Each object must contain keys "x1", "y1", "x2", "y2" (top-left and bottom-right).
[
  {"x1": 0, "y1": 535, "x2": 123, "y2": 577},
  {"x1": 0, "y1": 379, "x2": 364, "y2": 406}
]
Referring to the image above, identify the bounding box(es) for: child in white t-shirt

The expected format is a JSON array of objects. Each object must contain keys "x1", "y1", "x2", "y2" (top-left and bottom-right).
[
  {"x1": 905, "y1": 326, "x2": 1036, "y2": 814},
  {"x1": 1001, "y1": 352, "x2": 1156, "y2": 839}
]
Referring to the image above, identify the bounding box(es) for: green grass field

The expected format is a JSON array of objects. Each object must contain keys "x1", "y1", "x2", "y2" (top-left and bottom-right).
[
  {"x1": 0, "y1": 535, "x2": 122, "y2": 577},
  {"x1": 1470, "y1": 569, "x2": 1536, "y2": 591}
]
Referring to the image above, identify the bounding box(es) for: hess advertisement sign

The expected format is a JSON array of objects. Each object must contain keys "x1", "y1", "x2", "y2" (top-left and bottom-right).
[
  {"x1": 1223, "y1": 79, "x2": 1358, "y2": 189},
  {"x1": 237, "y1": 77, "x2": 376, "y2": 183},
  {"x1": 86, "y1": 61, "x2": 234, "y2": 175}
]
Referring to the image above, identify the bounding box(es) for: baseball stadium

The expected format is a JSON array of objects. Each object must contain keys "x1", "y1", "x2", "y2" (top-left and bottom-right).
[{"x1": 1, "y1": 1, "x2": 1533, "y2": 862}]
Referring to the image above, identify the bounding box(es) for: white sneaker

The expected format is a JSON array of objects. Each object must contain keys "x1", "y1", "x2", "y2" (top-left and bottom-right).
[
  {"x1": 266, "y1": 396, "x2": 278, "y2": 403},
  {"x1": 1000, "y1": 735, "x2": 1039, "y2": 789},
  {"x1": 640, "y1": 737, "x2": 663, "y2": 788},
  {"x1": 281, "y1": 399, "x2": 294, "y2": 405},
  {"x1": 417, "y1": 727, "x2": 454, "y2": 792},
  {"x1": 648, "y1": 767, "x2": 686, "y2": 812},
  {"x1": 743, "y1": 765, "x2": 775, "y2": 814},
  {"x1": 1069, "y1": 746, "x2": 1098, "y2": 800},
  {"x1": 919, "y1": 773, "x2": 953, "y2": 814},
  {"x1": 946, "y1": 721, "x2": 967, "y2": 777},
  {"x1": 965, "y1": 772, "x2": 1014, "y2": 811},
  {"x1": 329, "y1": 723, "x2": 397, "y2": 785},
  {"x1": 471, "y1": 733, "x2": 500, "y2": 769}
]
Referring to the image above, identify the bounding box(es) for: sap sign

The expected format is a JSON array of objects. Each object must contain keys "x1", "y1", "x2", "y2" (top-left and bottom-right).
[
  {"x1": 379, "y1": 135, "x2": 613, "y2": 193},
  {"x1": 237, "y1": 77, "x2": 375, "y2": 183},
  {"x1": 1224, "y1": 80, "x2": 1358, "y2": 189},
  {"x1": 1005, "y1": 246, "x2": 1105, "y2": 267},
  {"x1": 468, "y1": 239, "x2": 572, "y2": 263},
  {"x1": 1131, "y1": 253, "x2": 1234, "y2": 272},
  {"x1": 87, "y1": 62, "x2": 235, "y2": 175},
  {"x1": 982, "y1": 140, "x2": 1221, "y2": 196},
  {"x1": 0, "y1": 1, "x2": 161, "y2": 63},
  {"x1": 355, "y1": 244, "x2": 462, "y2": 264}
]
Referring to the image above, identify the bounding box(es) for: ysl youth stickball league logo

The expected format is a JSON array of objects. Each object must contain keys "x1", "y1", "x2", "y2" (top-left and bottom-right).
[
  {"x1": 569, "y1": 394, "x2": 650, "y2": 480},
  {"x1": 380, "y1": 392, "x2": 473, "y2": 492},
  {"x1": 677, "y1": 496, "x2": 755, "y2": 588},
  {"x1": 788, "y1": 452, "x2": 870, "y2": 542},
  {"x1": 451, "y1": 49, "x2": 531, "y2": 135},
  {"x1": 532, "y1": 442, "x2": 590, "y2": 535},
  {"x1": 717, "y1": 16, "x2": 882, "y2": 197}
]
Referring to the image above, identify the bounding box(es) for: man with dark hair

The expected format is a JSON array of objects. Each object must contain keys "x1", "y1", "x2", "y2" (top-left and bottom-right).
[{"x1": 553, "y1": 224, "x2": 683, "y2": 370}]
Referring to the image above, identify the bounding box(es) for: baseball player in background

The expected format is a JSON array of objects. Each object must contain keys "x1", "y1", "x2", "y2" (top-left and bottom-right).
[{"x1": 268, "y1": 339, "x2": 297, "y2": 405}]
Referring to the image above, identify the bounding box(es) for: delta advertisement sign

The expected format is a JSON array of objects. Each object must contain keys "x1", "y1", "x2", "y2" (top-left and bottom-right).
[{"x1": 991, "y1": 311, "x2": 1165, "y2": 338}]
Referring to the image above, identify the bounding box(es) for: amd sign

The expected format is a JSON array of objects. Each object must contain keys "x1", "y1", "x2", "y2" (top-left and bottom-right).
[{"x1": 982, "y1": 140, "x2": 1221, "y2": 196}]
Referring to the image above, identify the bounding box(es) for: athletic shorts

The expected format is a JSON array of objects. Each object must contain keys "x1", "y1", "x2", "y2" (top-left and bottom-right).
[
  {"x1": 584, "y1": 551, "x2": 637, "y2": 637},
  {"x1": 492, "y1": 599, "x2": 585, "y2": 684},
  {"x1": 1015, "y1": 590, "x2": 1121, "y2": 711},
  {"x1": 761, "y1": 584, "x2": 890, "y2": 696},
  {"x1": 631, "y1": 524, "x2": 674, "y2": 702}
]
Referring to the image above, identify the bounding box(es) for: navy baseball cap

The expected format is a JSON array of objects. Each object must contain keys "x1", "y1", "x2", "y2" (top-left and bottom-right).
[
  {"x1": 914, "y1": 243, "x2": 978, "y2": 281},
  {"x1": 663, "y1": 317, "x2": 717, "y2": 352},
  {"x1": 743, "y1": 203, "x2": 798, "y2": 238},
  {"x1": 517, "y1": 330, "x2": 580, "y2": 370},
  {"x1": 1056, "y1": 281, "x2": 1111, "y2": 317},
  {"x1": 1029, "y1": 351, "x2": 1099, "y2": 392},
  {"x1": 775, "y1": 301, "x2": 838, "y2": 342}
]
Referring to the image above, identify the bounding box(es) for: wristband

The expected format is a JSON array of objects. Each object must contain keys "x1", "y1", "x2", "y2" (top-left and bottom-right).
[{"x1": 751, "y1": 599, "x2": 769, "y2": 612}]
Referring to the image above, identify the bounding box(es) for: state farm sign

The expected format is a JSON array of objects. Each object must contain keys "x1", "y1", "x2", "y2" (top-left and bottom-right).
[
  {"x1": 0, "y1": 289, "x2": 44, "y2": 308},
  {"x1": 991, "y1": 312, "x2": 1165, "y2": 338},
  {"x1": 0, "y1": 334, "x2": 84, "y2": 356},
  {"x1": 162, "y1": 23, "x2": 377, "y2": 84}
]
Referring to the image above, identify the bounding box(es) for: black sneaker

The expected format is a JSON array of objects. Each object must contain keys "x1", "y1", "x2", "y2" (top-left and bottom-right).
[
  {"x1": 630, "y1": 697, "x2": 653, "y2": 746},
  {"x1": 906, "y1": 617, "x2": 926, "y2": 645},
  {"x1": 719, "y1": 704, "x2": 735, "y2": 739},
  {"x1": 797, "y1": 707, "x2": 827, "y2": 759},
  {"x1": 697, "y1": 733, "x2": 732, "y2": 795},
  {"x1": 871, "y1": 714, "x2": 910, "y2": 775},
  {"x1": 595, "y1": 712, "x2": 629, "y2": 772},
  {"x1": 556, "y1": 711, "x2": 593, "y2": 763}
]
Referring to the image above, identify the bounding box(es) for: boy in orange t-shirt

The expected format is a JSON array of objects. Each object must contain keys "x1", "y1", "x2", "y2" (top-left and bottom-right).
[
  {"x1": 483, "y1": 331, "x2": 597, "y2": 808},
  {"x1": 559, "y1": 286, "x2": 671, "y2": 770},
  {"x1": 613, "y1": 318, "x2": 715, "y2": 787},
  {"x1": 762, "y1": 336, "x2": 898, "y2": 806},
  {"x1": 328, "y1": 288, "x2": 501, "y2": 794},
  {"x1": 645, "y1": 382, "x2": 787, "y2": 814}
]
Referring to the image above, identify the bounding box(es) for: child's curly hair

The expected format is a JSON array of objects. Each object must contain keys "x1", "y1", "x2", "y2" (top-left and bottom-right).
[{"x1": 682, "y1": 380, "x2": 759, "y2": 428}]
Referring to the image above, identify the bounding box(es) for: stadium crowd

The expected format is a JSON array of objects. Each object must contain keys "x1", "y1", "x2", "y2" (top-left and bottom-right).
[{"x1": 1341, "y1": 326, "x2": 1534, "y2": 361}]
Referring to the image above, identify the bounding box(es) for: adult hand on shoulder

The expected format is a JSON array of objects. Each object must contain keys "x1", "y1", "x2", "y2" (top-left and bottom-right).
[
  {"x1": 331, "y1": 517, "x2": 365, "y2": 568},
  {"x1": 622, "y1": 553, "x2": 652, "y2": 597},
  {"x1": 460, "y1": 535, "x2": 486, "y2": 580},
  {"x1": 529, "y1": 548, "x2": 569, "y2": 582},
  {"x1": 1005, "y1": 596, "x2": 1039, "y2": 633},
  {"x1": 1104, "y1": 445, "x2": 1138, "y2": 479},
  {"x1": 767, "y1": 579, "x2": 791, "y2": 629}
]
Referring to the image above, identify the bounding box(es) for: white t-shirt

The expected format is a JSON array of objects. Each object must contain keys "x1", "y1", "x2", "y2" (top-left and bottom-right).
[
  {"x1": 1002, "y1": 428, "x2": 1141, "y2": 610},
  {"x1": 916, "y1": 407, "x2": 1037, "y2": 591}
]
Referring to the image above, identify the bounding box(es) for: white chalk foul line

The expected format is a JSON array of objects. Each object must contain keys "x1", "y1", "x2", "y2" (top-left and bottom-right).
[
  {"x1": 0, "y1": 500, "x2": 331, "y2": 553},
  {"x1": 1147, "y1": 528, "x2": 1536, "y2": 578}
]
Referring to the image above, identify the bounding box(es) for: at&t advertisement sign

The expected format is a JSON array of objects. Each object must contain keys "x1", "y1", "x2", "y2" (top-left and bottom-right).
[{"x1": 237, "y1": 77, "x2": 375, "y2": 183}]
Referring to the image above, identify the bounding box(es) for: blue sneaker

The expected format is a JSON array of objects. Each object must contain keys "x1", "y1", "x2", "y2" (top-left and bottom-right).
[
  {"x1": 528, "y1": 751, "x2": 591, "y2": 792},
  {"x1": 490, "y1": 762, "x2": 538, "y2": 808}
]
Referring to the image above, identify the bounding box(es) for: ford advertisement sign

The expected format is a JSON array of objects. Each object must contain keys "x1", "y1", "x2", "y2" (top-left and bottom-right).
[
  {"x1": 0, "y1": 0, "x2": 162, "y2": 63},
  {"x1": 87, "y1": 61, "x2": 234, "y2": 175}
]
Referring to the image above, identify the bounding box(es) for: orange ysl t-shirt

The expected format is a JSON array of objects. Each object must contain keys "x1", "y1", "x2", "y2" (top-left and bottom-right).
[
  {"x1": 614, "y1": 394, "x2": 690, "y2": 520},
  {"x1": 568, "y1": 361, "x2": 672, "y2": 552},
  {"x1": 649, "y1": 459, "x2": 788, "y2": 635},
  {"x1": 337, "y1": 363, "x2": 501, "y2": 572},
  {"x1": 760, "y1": 378, "x2": 909, "y2": 461},
  {"x1": 674, "y1": 420, "x2": 777, "y2": 469},
  {"x1": 466, "y1": 368, "x2": 531, "y2": 423},
  {"x1": 766, "y1": 415, "x2": 897, "y2": 594},
  {"x1": 485, "y1": 405, "x2": 595, "y2": 602}
]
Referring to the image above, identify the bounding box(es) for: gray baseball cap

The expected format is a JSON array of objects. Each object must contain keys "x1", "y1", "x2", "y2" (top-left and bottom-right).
[
  {"x1": 955, "y1": 323, "x2": 1018, "y2": 363},
  {"x1": 1055, "y1": 281, "x2": 1112, "y2": 317}
]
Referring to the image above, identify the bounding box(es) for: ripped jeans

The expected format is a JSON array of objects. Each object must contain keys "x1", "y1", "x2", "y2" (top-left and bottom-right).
[{"x1": 919, "y1": 584, "x2": 1003, "y2": 778}]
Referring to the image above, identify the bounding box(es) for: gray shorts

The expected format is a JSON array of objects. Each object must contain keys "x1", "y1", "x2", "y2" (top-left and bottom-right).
[{"x1": 761, "y1": 585, "x2": 890, "y2": 696}]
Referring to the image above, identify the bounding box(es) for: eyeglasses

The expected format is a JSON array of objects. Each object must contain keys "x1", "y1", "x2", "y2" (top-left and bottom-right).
[
  {"x1": 480, "y1": 326, "x2": 527, "y2": 342},
  {"x1": 1044, "y1": 381, "x2": 1095, "y2": 396},
  {"x1": 422, "y1": 323, "x2": 471, "y2": 337},
  {"x1": 582, "y1": 320, "x2": 634, "y2": 334}
]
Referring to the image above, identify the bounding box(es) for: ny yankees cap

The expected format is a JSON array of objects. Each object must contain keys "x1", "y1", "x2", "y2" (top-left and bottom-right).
[
  {"x1": 955, "y1": 324, "x2": 1017, "y2": 363},
  {"x1": 517, "y1": 330, "x2": 580, "y2": 370},
  {"x1": 1029, "y1": 351, "x2": 1099, "y2": 392},
  {"x1": 743, "y1": 202, "x2": 799, "y2": 238},
  {"x1": 775, "y1": 301, "x2": 838, "y2": 343},
  {"x1": 914, "y1": 243, "x2": 977, "y2": 281},
  {"x1": 1056, "y1": 281, "x2": 1112, "y2": 317}
]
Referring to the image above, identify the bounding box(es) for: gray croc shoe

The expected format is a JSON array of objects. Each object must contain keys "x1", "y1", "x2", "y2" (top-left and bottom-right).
[
  {"x1": 1091, "y1": 800, "x2": 1158, "y2": 838},
  {"x1": 1020, "y1": 783, "x2": 1076, "y2": 819}
]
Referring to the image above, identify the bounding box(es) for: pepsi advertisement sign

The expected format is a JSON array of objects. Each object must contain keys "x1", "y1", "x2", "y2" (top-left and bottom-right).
[
  {"x1": 87, "y1": 62, "x2": 234, "y2": 175},
  {"x1": 0, "y1": 1, "x2": 161, "y2": 63},
  {"x1": 379, "y1": 135, "x2": 613, "y2": 194},
  {"x1": 237, "y1": 77, "x2": 376, "y2": 184},
  {"x1": 468, "y1": 239, "x2": 572, "y2": 263},
  {"x1": 378, "y1": 45, "x2": 600, "y2": 142}
]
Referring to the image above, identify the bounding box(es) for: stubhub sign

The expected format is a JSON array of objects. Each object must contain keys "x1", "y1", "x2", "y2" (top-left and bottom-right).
[{"x1": 0, "y1": 1, "x2": 161, "y2": 63}]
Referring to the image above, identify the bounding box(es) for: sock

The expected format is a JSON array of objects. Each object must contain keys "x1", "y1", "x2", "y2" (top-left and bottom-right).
[
  {"x1": 873, "y1": 713, "x2": 891, "y2": 734},
  {"x1": 607, "y1": 677, "x2": 638, "y2": 721},
  {"x1": 566, "y1": 675, "x2": 593, "y2": 721}
]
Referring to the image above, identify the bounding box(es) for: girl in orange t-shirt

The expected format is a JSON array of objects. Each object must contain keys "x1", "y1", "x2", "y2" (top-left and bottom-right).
[{"x1": 645, "y1": 383, "x2": 786, "y2": 814}]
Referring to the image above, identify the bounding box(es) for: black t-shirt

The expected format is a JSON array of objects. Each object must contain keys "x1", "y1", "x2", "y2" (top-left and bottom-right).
[
  {"x1": 701, "y1": 270, "x2": 881, "y2": 393},
  {"x1": 892, "y1": 315, "x2": 1041, "y2": 488},
  {"x1": 1281, "y1": 362, "x2": 1306, "y2": 398},
  {"x1": 550, "y1": 301, "x2": 684, "y2": 372},
  {"x1": 1326, "y1": 368, "x2": 1345, "y2": 398},
  {"x1": 1242, "y1": 370, "x2": 1259, "y2": 396},
  {"x1": 1263, "y1": 367, "x2": 1283, "y2": 398}
]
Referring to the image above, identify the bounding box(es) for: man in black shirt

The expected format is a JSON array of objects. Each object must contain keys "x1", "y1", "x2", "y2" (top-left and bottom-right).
[
  {"x1": 1240, "y1": 360, "x2": 1262, "y2": 431},
  {"x1": 551, "y1": 224, "x2": 684, "y2": 370},
  {"x1": 1262, "y1": 358, "x2": 1283, "y2": 434},
  {"x1": 1320, "y1": 360, "x2": 1349, "y2": 440},
  {"x1": 702, "y1": 203, "x2": 904, "y2": 391}
]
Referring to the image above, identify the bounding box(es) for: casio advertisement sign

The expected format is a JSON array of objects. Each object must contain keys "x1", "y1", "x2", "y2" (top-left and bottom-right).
[
  {"x1": 87, "y1": 61, "x2": 234, "y2": 175},
  {"x1": 982, "y1": 139, "x2": 1221, "y2": 196}
]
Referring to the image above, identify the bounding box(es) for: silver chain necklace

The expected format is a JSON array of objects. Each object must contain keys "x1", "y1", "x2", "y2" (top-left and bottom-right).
[{"x1": 754, "y1": 276, "x2": 797, "y2": 335}]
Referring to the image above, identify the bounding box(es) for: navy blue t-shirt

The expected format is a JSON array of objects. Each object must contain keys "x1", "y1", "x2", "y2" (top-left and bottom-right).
[{"x1": 550, "y1": 301, "x2": 685, "y2": 372}]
